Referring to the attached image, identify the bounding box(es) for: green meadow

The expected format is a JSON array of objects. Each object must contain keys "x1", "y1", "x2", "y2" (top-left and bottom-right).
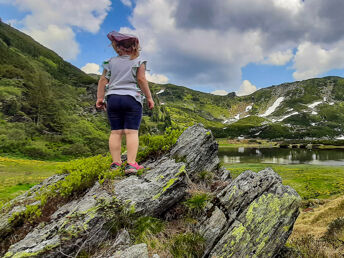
[
  {"x1": 0, "y1": 156, "x2": 62, "y2": 204},
  {"x1": 1, "y1": 154, "x2": 344, "y2": 255},
  {"x1": 225, "y1": 163, "x2": 344, "y2": 200},
  {"x1": 2, "y1": 154, "x2": 344, "y2": 203}
]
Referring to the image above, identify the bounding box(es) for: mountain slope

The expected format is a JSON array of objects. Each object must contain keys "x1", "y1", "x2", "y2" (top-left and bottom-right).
[
  {"x1": 1, "y1": 20, "x2": 344, "y2": 161},
  {"x1": 153, "y1": 77, "x2": 344, "y2": 140},
  {"x1": 0, "y1": 21, "x2": 170, "y2": 159}
]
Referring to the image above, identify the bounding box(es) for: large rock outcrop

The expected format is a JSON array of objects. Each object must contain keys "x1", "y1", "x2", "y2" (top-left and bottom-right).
[{"x1": 1, "y1": 124, "x2": 302, "y2": 257}]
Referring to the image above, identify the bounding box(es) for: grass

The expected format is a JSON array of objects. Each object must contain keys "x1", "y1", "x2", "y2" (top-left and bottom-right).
[
  {"x1": 0, "y1": 156, "x2": 62, "y2": 203},
  {"x1": 285, "y1": 194, "x2": 344, "y2": 257},
  {"x1": 217, "y1": 138, "x2": 279, "y2": 148},
  {"x1": 224, "y1": 163, "x2": 344, "y2": 200},
  {"x1": 224, "y1": 162, "x2": 344, "y2": 256}
]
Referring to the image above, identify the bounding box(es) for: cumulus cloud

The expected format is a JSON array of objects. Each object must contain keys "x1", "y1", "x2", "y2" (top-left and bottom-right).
[
  {"x1": 9, "y1": 0, "x2": 111, "y2": 60},
  {"x1": 211, "y1": 90, "x2": 228, "y2": 96},
  {"x1": 236, "y1": 80, "x2": 257, "y2": 96},
  {"x1": 262, "y1": 50, "x2": 294, "y2": 66},
  {"x1": 293, "y1": 41, "x2": 344, "y2": 80},
  {"x1": 120, "y1": 0, "x2": 344, "y2": 91},
  {"x1": 146, "y1": 73, "x2": 169, "y2": 84},
  {"x1": 28, "y1": 25, "x2": 79, "y2": 60},
  {"x1": 81, "y1": 63, "x2": 101, "y2": 75}
]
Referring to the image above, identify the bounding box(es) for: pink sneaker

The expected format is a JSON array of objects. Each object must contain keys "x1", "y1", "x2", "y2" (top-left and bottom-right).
[
  {"x1": 110, "y1": 162, "x2": 122, "y2": 170},
  {"x1": 125, "y1": 162, "x2": 144, "y2": 175}
]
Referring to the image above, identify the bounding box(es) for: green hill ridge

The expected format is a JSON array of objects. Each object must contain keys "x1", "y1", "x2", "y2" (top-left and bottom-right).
[
  {"x1": 2, "y1": 20, "x2": 344, "y2": 160},
  {"x1": 0, "y1": 21, "x2": 169, "y2": 160}
]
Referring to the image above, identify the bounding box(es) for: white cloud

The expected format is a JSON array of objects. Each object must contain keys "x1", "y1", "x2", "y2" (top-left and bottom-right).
[
  {"x1": 9, "y1": 0, "x2": 111, "y2": 60},
  {"x1": 146, "y1": 72, "x2": 169, "y2": 84},
  {"x1": 81, "y1": 63, "x2": 101, "y2": 75},
  {"x1": 121, "y1": 0, "x2": 264, "y2": 90},
  {"x1": 262, "y1": 50, "x2": 294, "y2": 66},
  {"x1": 120, "y1": 0, "x2": 132, "y2": 7},
  {"x1": 211, "y1": 90, "x2": 228, "y2": 96},
  {"x1": 26, "y1": 25, "x2": 79, "y2": 60},
  {"x1": 236, "y1": 80, "x2": 257, "y2": 96},
  {"x1": 119, "y1": 0, "x2": 344, "y2": 91},
  {"x1": 273, "y1": 0, "x2": 303, "y2": 14},
  {"x1": 293, "y1": 41, "x2": 344, "y2": 80}
]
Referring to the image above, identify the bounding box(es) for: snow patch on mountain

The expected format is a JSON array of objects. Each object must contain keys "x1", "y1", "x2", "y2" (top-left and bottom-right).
[
  {"x1": 276, "y1": 111, "x2": 299, "y2": 122},
  {"x1": 259, "y1": 97, "x2": 285, "y2": 117},
  {"x1": 246, "y1": 105, "x2": 252, "y2": 112},
  {"x1": 308, "y1": 101, "x2": 322, "y2": 108}
]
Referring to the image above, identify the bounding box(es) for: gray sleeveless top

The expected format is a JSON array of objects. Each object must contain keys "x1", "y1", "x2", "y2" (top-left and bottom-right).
[{"x1": 102, "y1": 55, "x2": 147, "y2": 105}]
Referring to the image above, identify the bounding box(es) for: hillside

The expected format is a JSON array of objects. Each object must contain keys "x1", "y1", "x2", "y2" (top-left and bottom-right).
[
  {"x1": 0, "y1": 21, "x2": 170, "y2": 160},
  {"x1": 152, "y1": 77, "x2": 344, "y2": 141},
  {"x1": 2, "y1": 20, "x2": 344, "y2": 161}
]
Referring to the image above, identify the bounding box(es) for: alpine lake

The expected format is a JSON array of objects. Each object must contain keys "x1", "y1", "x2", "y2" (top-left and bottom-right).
[{"x1": 219, "y1": 146, "x2": 344, "y2": 166}]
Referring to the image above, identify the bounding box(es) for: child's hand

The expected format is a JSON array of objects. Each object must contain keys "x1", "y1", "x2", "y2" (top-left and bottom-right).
[
  {"x1": 96, "y1": 99, "x2": 106, "y2": 111},
  {"x1": 147, "y1": 98, "x2": 154, "y2": 109}
]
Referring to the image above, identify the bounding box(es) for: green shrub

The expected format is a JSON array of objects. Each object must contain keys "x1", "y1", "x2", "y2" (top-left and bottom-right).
[
  {"x1": 52, "y1": 155, "x2": 112, "y2": 198},
  {"x1": 133, "y1": 216, "x2": 165, "y2": 244},
  {"x1": 23, "y1": 145, "x2": 53, "y2": 159},
  {"x1": 184, "y1": 192, "x2": 212, "y2": 215},
  {"x1": 197, "y1": 171, "x2": 214, "y2": 183},
  {"x1": 169, "y1": 232, "x2": 205, "y2": 258},
  {"x1": 137, "y1": 127, "x2": 184, "y2": 162},
  {"x1": 8, "y1": 204, "x2": 42, "y2": 226},
  {"x1": 98, "y1": 197, "x2": 136, "y2": 237}
]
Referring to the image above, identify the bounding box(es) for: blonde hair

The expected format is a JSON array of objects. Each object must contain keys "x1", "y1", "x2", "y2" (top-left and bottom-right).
[{"x1": 112, "y1": 38, "x2": 140, "y2": 60}]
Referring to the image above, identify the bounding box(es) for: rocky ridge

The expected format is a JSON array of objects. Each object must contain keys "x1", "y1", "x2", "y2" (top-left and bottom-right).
[{"x1": 1, "y1": 124, "x2": 301, "y2": 257}]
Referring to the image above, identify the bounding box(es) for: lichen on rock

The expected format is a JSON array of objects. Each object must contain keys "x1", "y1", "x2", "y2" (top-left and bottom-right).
[{"x1": 1, "y1": 124, "x2": 301, "y2": 258}]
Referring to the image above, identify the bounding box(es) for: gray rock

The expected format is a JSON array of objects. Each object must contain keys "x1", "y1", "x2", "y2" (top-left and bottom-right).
[
  {"x1": 113, "y1": 243, "x2": 148, "y2": 258},
  {"x1": 114, "y1": 157, "x2": 187, "y2": 216},
  {"x1": 113, "y1": 229, "x2": 131, "y2": 247},
  {"x1": 207, "y1": 168, "x2": 301, "y2": 257},
  {"x1": 5, "y1": 182, "x2": 113, "y2": 257},
  {"x1": 93, "y1": 229, "x2": 131, "y2": 258},
  {"x1": 2, "y1": 124, "x2": 301, "y2": 258},
  {"x1": 170, "y1": 123, "x2": 220, "y2": 178},
  {"x1": 199, "y1": 206, "x2": 227, "y2": 256},
  {"x1": 0, "y1": 174, "x2": 67, "y2": 240},
  {"x1": 219, "y1": 167, "x2": 232, "y2": 182}
]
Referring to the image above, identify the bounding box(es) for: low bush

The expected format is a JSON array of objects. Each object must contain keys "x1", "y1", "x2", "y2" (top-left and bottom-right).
[
  {"x1": 169, "y1": 232, "x2": 205, "y2": 258},
  {"x1": 133, "y1": 216, "x2": 165, "y2": 248},
  {"x1": 137, "y1": 127, "x2": 184, "y2": 162},
  {"x1": 184, "y1": 192, "x2": 212, "y2": 216}
]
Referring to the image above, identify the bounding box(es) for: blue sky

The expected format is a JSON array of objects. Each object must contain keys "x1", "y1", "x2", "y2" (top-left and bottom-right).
[{"x1": 1, "y1": 0, "x2": 344, "y2": 96}]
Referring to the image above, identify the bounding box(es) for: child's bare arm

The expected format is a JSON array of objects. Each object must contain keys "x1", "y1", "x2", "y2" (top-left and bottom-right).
[
  {"x1": 137, "y1": 64, "x2": 154, "y2": 109},
  {"x1": 96, "y1": 70, "x2": 109, "y2": 110}
]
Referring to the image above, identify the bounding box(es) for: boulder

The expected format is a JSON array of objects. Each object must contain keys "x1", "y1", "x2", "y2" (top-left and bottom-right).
[
  {"x1": 0, "y1": 174, "x2": 67, "y2": 245},
  {"x1": 204, "y1": 168, "x2": 301, "y2": 257},
  {"x1": 169, "y1": 124, "x2": 220, "y2": 177},
  {"x1": 113, "y1": 243, "x2": 148, "y2": 258},
  {"x1": 1, "y1": 124, "x2": 301, "y2": 258}
]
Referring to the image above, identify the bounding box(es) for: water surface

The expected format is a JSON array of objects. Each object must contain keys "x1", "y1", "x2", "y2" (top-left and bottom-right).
[{"x1": 219, "y1": 147, "x2": 344, "y2": 166}]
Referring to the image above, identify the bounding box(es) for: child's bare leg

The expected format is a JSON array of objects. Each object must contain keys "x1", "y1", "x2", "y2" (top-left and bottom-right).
[
  {"x1": 109, "y1": 130, "x2": 123, "y2": 163},
  {"x1": 125, "y1": 129, "x2": 139, "y2": 164}
]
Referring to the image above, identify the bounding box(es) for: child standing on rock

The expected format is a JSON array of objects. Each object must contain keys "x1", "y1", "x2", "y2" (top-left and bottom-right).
[{"x1": 96, "y1": 31, "x2": 154, "y2": 174}]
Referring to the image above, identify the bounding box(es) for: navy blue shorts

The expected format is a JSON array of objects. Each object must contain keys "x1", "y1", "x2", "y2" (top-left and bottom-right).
[{"x1": 106, "y1": 95, "x2": 142, "y2": 130}]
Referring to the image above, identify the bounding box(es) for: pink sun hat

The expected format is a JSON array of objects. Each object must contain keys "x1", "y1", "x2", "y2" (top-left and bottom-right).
[{"x1": 107, "y1": 30, "x2": 138, "y2": 43}]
